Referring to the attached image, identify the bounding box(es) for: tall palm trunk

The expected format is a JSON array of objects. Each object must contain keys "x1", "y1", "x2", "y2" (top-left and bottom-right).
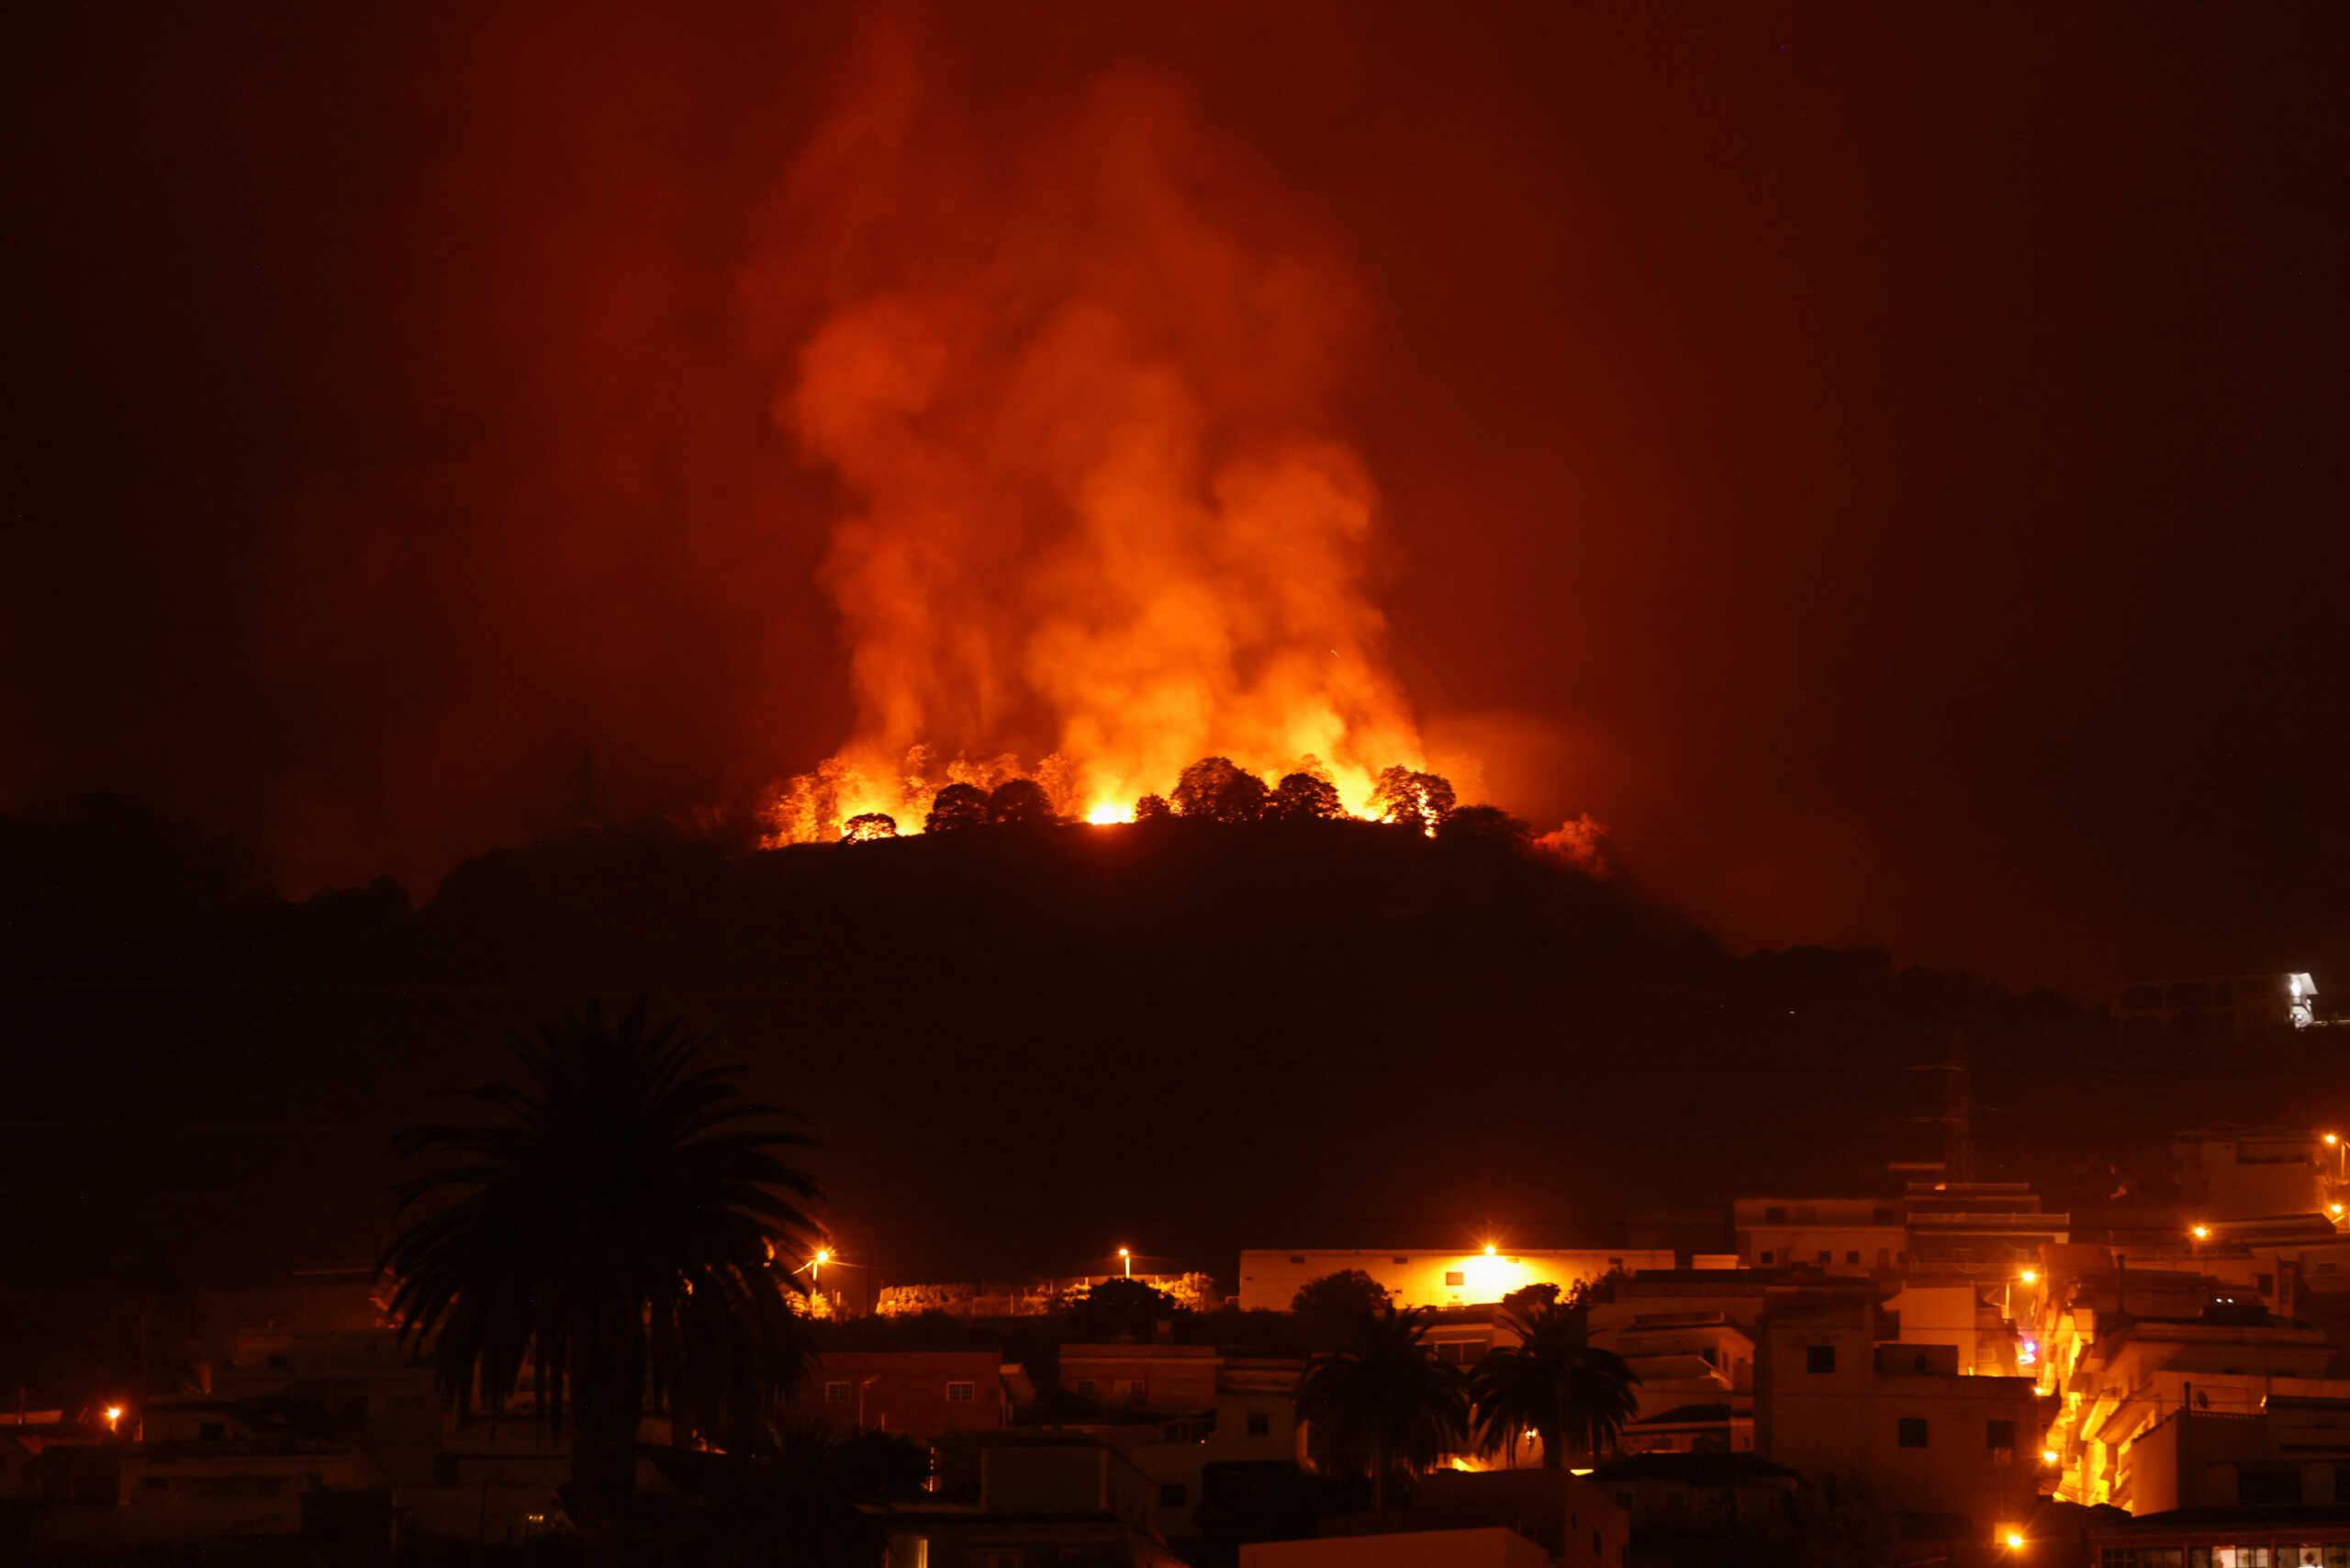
[{"x1": 568, "y1": 1310, "x2": 644, "y2": 1551}]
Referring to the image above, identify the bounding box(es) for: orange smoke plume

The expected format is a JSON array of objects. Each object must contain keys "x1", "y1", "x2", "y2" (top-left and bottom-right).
[{"x1": 751, "y1": 22, "x2": 1422, "y2": 842}]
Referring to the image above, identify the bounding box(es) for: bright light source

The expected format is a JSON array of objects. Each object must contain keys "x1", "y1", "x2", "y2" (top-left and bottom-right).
[
  {"x1": 2190, "y1": 1225, "x2": 2210, "y2": 1240},
  {"x1": 1569, "y1": 1467, "x2": 1593, "y2": 1476},
  {"x1": 2008, "y1": 1534, "x2": 2026, "y2": 1551},
  {"x1": 2020, "y1": 1269, "x2": 2038, "y2": 1284},
  {"x1": 814, "y1": 1249, "x2": 831, "y2": 1265},
  {"x1": 1483, "y1": 1243, "x2": 1497, "y2": 1257},
  {"x1": 2333, "y1": 1204, "x2": 2344, "y2": 1218},
  {"x1": 103, "y1": 1406, "x2": 122, "y2": 1429},
  {"x1": 1086, "y1": 802, "x2": 1133, "y2": 825},
  {"x1": 2327, "y1": 1132, "x2": 2339, "y2": 1146},
  {"x1": 1118, "y1": 1248, "x2": 1130, "y2": 1257},
  {"x1": 2042, "y1": 1449, "x2": 2059, "y2": 1464}
]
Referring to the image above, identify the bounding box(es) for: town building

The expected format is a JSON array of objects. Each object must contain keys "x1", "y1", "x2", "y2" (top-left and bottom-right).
[
  {"x1": 2173, "y1": 1126, "x2": 2336, "y2": 1223},
  {"x1": 1590, "y1": 1451, "x2": 1805, "y2": 1568},
  {"x1": 1292, "y1": 1469, "x2": 1628, "y2": 1568},
  {"x1": 880, "y1": 1432, "x2": 1185, "y2": 1567},
  {"x1": 1733, "y1": 1197, "x2": 1908, "y2": 1275},
  {"x1": 1753, "y1": 1290, "x2": 2042, "y2": 1534},
  {"x1": 1124, "y1": 1353, "x2": 1304, "y2": 1545},
  {"x1": 1240, "y1": 1525, "x2": 1553, "y2": 1567},
  {"x1": 2046, "y1": 1300, "x2": 2350, "y2": 1510},
  {"x1": 1236, "y1": 1249, "x2": 1677, "y2": 1312},
  {"x1": 2115, "y1": 974, "x2": 2322, "y2": 1041},
  {"x1": 792, "y1": 1350, "x2": 1009, "y2": 1439},
  {"x1": 2121, "y1": 1394, "x2": 2350, "y2": 1510},
  {"x1": 2088, "y1": 1507, "x2": 2350, "y2": 1567}
]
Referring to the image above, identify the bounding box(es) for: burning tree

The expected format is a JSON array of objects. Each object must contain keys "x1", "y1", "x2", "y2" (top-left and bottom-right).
[
  {"x1": 1271, "y1": 772, "x2": 1345, "y2": 822},
  {"x1": 1370, "y1": 766, "x2": 1455, "y2": 834},
  {"x1": 1171, "y1": 756, "x2": 1270, "y2": 823},
  {"x1": 986, "y1": 778, "x2": 1056, "y2": 826},
  {"x1": 841, "y1": 812, "x2": 897, "y2": 842},
  {"x1": 924, "y1": 783, "x2": 989, "y2": 834}
]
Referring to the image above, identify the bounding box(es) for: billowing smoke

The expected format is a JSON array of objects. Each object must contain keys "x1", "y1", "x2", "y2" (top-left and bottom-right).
[{"x1": 751, "y1": 21, "x2": 1423, "y2": 841}]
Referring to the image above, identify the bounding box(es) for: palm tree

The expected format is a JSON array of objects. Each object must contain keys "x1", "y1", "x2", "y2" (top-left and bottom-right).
[
  {"x1": 379, "y1": 1000, "x2": 820, "y2": 1539},
  {"x1": 1294, "y1": 1301, "x2": 1470, "y2": 1509},
  {"x1": 1469, "y1": 1299, "x2": 1641, "y2": 1468}
]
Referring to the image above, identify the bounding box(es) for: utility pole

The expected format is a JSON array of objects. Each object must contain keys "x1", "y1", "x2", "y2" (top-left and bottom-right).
[{"x1": 1913, "y1": 1025, "x2": 1977, "y2": 1183}]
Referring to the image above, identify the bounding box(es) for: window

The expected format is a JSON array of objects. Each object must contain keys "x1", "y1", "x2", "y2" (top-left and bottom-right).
[
  {"x1": 1816, "y1": 1249, "x2": 1832, "y2": 1267},
  {"x1": 946, "y1": 1382, "x2": 976, "y2": 1404},
  {"x1": 824, "y1": 1382, "x2": 851, "y2": 1403},
  {"x1": 1760, "y1": 1250, "x2": 1775, "y2": 1266},
  {"x1": 1986, "y1": 1418, "x2": 2016, "y2": 1451},
  {"x1": 2258, "y1": 1273, "x2": 2276, "y2": 1294},
  {"x1": 1897, "y1": 1417, "x2": 1928, "y2": 1449},
  {"x1": 1159, "y1": 1483, "x2": 1187, "y2": 1507},
  {"x1": 1607, "y1": 1258, "x2": 1623, "y2": 1271},
  {"x1": 1248, "y1": 1411, "x2": 1270, "y2": 1438},
  {"x1": 1765, "y1": 1206, "x2": 1788, "y2": 1225},
  {"x1": 1075, "y1": 1380, "x2": 1096, "y2": 1397},
  {"x1": 1289, "y1": 1255, "x2": 1305, "y2": 1264},
  {"x1": 268, "y1": 1354, "x2": 289, "y2": 1370},
  {"x1": 1393, "y1": 1255, "x2": 1409, "y2": 1264},
  {"x1": 1845, "y1": 1250, "x2": 1862, "y2": 1265},
  {"x1": 1123, "y1": 1379, "x2": 1147, "y2": 1404},
  {"x1": 1806, "y1": 1345, "x2": 1836, "y2": 1374},
  {"x1": 1444, "y1": 1271, "x2": 1465, "y2": 1287}
]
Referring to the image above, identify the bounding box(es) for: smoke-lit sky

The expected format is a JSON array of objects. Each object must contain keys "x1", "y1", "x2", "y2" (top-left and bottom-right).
[{"x1": 9, "y1": 0, "x2": 2345, "y2": 995}]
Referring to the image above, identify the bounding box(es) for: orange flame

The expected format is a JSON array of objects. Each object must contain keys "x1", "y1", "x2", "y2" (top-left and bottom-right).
[{"x1": 752, "y1": 27, "x2": 1424, "y2": 844}]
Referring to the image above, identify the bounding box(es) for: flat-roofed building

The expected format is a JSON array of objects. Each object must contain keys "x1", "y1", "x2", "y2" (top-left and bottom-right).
[{"x1": 1733, "y1": 1197, "x2": 1908, "y2": 1275}]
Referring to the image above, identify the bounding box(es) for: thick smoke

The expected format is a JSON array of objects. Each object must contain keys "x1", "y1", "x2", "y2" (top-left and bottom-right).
[{"x1": 752, "y1": 24, "x2": 1423, "y2": 841}]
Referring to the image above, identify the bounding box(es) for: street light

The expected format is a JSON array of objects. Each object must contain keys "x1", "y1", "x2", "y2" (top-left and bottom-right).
[
  {"x1": 811, "y1": 1248, "x2": 831, "y2": 1289},
  {"x1": 2008, "y1": 1533, "x2": 2026, "y2": 1551},
  {"x1": 2020, "y1": 1269, "x2": 2038, "y2": 1285},
  {"x1": 1119, "y1": 1248, "x2": 1132, "y2": 1279},
  {"x1": 103, "y1": 1406, "x2": 122, "y2": 1431},
  {"x1": 2190, "y1": 1225, "x2": 2210, "y2": 1241}
]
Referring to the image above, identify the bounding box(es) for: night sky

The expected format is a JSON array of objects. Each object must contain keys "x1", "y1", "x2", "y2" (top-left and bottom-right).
[{"x1": 10, "y1": 0, "x2": 2347, "y2": 997}]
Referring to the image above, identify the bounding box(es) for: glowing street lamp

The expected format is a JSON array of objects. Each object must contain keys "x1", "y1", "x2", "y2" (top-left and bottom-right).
[
  {"x1": 2020, "y1": 1269, "x2": 2038, "y2": 1285},
  {"x1": 2008, "y1": 1533, "x2": 2027, "y2": 1551},
  {"x1": 1119, "y1": 1248, "x2": 1132, "y2": 1279},
  {"x1": 811, "y1": 1248, "x2": 831, "y2": 1289},
  {"x1": 2190, "y1": 1225, "x2": 2210, "y2": 1242},
  {"x1": 1483, "y1": 1244, "x2": 1498, "y2": 1258}
]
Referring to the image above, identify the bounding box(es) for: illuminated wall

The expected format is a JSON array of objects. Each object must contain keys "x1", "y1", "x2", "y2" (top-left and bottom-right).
[{"x1": 1237, "y1": 1248, "x2": 1677, "y2": 1312}]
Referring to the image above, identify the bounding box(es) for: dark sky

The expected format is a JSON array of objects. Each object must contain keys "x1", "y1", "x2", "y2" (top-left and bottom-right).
[{"x1": 8, "y1": 0, "x2": 2346, "y2": 997}]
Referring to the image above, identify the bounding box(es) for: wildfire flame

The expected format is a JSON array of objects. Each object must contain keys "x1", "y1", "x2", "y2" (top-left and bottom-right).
[{"x1": 753, "y1": 26, "x2": 1427, "y2": 845}]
